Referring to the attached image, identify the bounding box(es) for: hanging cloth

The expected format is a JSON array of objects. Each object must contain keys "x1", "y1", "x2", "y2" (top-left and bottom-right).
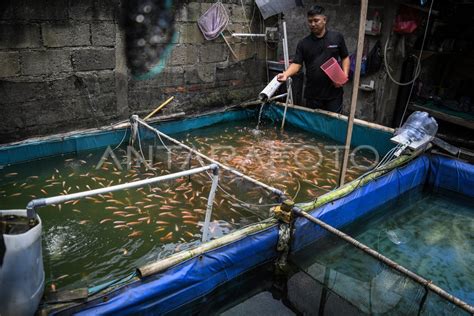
[{"x1": 197, "y1": 2, "x2": 229, "y2": 40}]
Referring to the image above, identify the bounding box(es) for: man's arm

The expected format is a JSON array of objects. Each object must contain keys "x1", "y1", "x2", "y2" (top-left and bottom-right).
[
  {"x1": 333, "y1": 55, "x2": 350, "y2": 88},
  {"x1": 277, "y1": 63, "x2": 302, "y2": 82},
  {"x1": 341, "y1": 56, "x2": 350, "y2": 78}
]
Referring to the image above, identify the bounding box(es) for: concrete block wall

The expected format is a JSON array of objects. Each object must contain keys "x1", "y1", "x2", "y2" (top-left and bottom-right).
[
  {"x1": 0, "y1": 0, "x2": 268, "y2": 144},
  {"x1": 282, "y1": 0, "x2": 400, "y2": 126}
]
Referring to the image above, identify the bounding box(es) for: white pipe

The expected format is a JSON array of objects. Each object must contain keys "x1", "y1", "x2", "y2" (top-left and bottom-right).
[
  {"x1": 133, "y1": 116, "x2": 284, "y2": 197},
  {"x1": 281, "y1": 20, "x2": 293, "y2": 129},
  {"x1": 26, "y1": 164, "x2": 218, "y2": 217},
  {"x1": 202, "y1": 169, "x2": 220, "y2": 243},
  {"x1": 269, "y1": 93, "x2": 288, "y2": 101},
  {"x1": 282, "y1": 21, "x2": 289, "y2": 69},
  {"x1": 231, "y1": 33, "x2": 266, "y2": 37}
]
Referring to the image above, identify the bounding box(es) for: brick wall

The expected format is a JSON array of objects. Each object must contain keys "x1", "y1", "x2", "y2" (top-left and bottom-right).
[{"x1": 0, "y1": 0, "x2": 268, "y2": 144}]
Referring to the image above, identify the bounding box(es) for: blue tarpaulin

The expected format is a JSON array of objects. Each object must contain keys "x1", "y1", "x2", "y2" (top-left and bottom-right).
[
  {"x1": 61, "y1": 154, "x2": 473, "y2": 315},
  {"x1": 263, "y1": 105, "x2": 394, "y2": 156},
  {"x1": 3, "y1": 104, "x2": 470, "y2": 314},
  {"x1": 0, "y1": 110, "x2": 254, "y2": 166}
]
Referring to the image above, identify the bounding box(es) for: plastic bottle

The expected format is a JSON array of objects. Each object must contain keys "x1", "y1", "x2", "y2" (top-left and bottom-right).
[{"x1": 396, "y1": 111, "x2": 438, "y2": 142}]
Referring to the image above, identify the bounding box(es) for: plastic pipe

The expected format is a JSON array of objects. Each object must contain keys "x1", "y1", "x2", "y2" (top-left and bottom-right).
[
  {"x1": 26, "y1": 164, "x2": 218, "y2": 218},
  {"x1": 202, "y1": 167, "x2": 219, "y2": 243}
]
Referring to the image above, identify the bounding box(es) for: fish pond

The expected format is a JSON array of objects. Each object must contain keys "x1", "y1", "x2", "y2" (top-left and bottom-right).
[
  {"x1": 293, "y1": 187, "x2": 474, "y2": 312},
  {"x1": 173, "y1": 187, "x2": 474, "y2": 315},
  {"x1": 0, "y1": 119, "x2": 377, "y2": 292}
]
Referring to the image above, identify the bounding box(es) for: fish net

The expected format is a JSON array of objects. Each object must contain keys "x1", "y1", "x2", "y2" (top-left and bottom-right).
[
  {"x1": 131, "y1": 122, "x2": 281, "y2": 234},
  {"x1": 289, "y1": 223, "x2": 472, "y2": 315},
  {"x1": 197, "y1": 2, "x2": 229, "y2": 40}
]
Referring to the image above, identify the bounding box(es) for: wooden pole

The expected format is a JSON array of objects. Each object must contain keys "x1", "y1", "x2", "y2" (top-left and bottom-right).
[
  {"x1": 144, "y1": 96, "x2": 174, "y2": 120},
  {"x1": 338, "y1": 0, "x2": 368, "y2": 187}
]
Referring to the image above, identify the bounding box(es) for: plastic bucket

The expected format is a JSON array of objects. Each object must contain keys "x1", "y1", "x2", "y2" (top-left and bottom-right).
[
  {"x1": 0, "y1": 210, "x2": 44, "y2": 316},
  {"x1": 320, "y1": 57, "x2": 348, "y2": 85}
]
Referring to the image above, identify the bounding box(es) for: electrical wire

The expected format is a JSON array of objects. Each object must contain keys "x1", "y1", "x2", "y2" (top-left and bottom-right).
[
  {"x1": 397, "y1": 0, "x2": 435, "y2": 126},
  {"x1": 112, "y1": 126, "x2": 129, "y2": 151},
  {"x1": 383, "y1": 36, "x2": 422, "y2": 86}
]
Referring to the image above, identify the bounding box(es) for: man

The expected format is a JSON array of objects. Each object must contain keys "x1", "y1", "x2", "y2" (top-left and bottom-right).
[{"x1": 277, "y1": 5, "x2": 350, "y2": 113}]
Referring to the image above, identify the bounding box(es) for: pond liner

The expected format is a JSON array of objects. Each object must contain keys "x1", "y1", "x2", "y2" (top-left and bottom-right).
[
  {"x1": 0, "y1": 103, "x2": 394, "y2": 166},
  {"x1": 50, "y1": 154, "x2": 473, "y2": 315},
  {"x1": 5, "y1": 103, "x2": 466, "y2": 313},
  {"x1": 0, "y1": 108, "x2": 254, "y2": 166}
]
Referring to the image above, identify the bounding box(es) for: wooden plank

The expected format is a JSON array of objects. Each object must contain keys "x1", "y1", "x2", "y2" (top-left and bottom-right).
[
  {"x1": 338, "y1": 0, "x2": 368, "y2": 187},
  {"x1": 409, "y1": 103, "x2": 474, "y2": 129}
]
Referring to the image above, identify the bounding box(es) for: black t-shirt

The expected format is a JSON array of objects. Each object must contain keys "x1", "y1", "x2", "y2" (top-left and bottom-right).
[{"x1": 293, "y1": 30, "x2": 349, "y2": 100}]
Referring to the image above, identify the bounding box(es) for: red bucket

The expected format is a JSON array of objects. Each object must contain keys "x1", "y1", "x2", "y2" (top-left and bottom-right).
[{"x1": 320, "y1": 57, "x2": 348, "y2": 85}]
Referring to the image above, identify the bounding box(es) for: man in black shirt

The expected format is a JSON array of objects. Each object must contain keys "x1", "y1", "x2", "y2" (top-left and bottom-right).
[{"x1": 277, "y1": 5, "x2": 350, "y2": 113}]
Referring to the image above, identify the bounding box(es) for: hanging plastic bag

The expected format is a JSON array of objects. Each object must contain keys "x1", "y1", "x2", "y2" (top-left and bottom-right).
[
  {"x1": 197, "y1": 2, "x2": 229, "y2": 40},
  {"x1": 393, "y1": 7, "x2": 419, "y2": 34}
]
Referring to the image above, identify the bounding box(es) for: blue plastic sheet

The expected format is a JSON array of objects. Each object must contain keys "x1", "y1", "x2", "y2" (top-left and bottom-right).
[
  {"x1": 60, "y1": 154, "x2": 473, "y2": 315},
  {"x1": 0, "y1": 110, "x2": 254, "y2": 166},
  {"x1": 263, "y1": 104, "x2": 394, "y2": 156},
  {"x1": 5, "y1": 104, "x2": 470, "y2": 314},
  {"x1": 72, "y1": 226, "x2": 278, "y2": 315},
  {"x1": 427, "y1": 155, "x2": 474, "y2": 198},
  {"x1": 292, "y1": 155, "x2": 430, "y2": 253}
]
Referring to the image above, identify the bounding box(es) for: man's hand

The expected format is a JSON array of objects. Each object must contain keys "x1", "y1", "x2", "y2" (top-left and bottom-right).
[
  {"x1": 277, "y1": 72, "x2": 289, "y2": 82},
  {"x1": 333, "y1": 74, "x2": 348, "y2": 88}
]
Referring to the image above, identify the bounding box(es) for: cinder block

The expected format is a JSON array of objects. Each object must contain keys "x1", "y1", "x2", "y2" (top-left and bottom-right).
[
  {"x1": 168, "y1": 44, "x2": 198, "y2": 66},
  {"x1": 21, "y1": 50, "x2": 72, "y2": 75},
  {"x1": 72, "y1": 48, "x2": 115, "y2": 71},
  {"x1": 199, "y1": 43, "x2": 227, "y2": 63},
  {"x1": 231, "y1": 4, "x2": 252, "y2": 23},
  {"x1": 186, "y1": 2, "x2": 201, "y2": 22},
  {"x1": 69, "y1": 0, "x2": 117, "y2": 21},
  {"x1": 39, "y1": 71, "x2": 115, "y2": 99},
  {"x1": 196, "y1": 64, "x2": 215, "y2": 83},
  {"x1": 318, "y1": 0, "x2": 341, "y2": 5},
  {"x1": 231, "y1": 42, "x2": 256, "y2": 61},
  {"x1": 179, "y1": 23, "x2": 204, "y2": 44},
  {"x1": 175, "y1": 5, "x2": 187, "y2": 22},
  {"x1": 91, "y1": 22, "x2": 116, "y2": 46},
  {"x1": 0, "y1": 80, "x2": 48, "y2": 104},
  {"x1": 216, "y1": 62, "x2": 246, "y2": 82},
  {"x1": 14, "y1": 0, "x2": 68, "y2": 20},
  {"x1": 42, "y1": 23, "x2": 90, "y2": 47},
  {"x1": 0, "y1": 24, "x2": 41, "y2": 49},
  {"x1": 128, "y1": 66, "x2": 184, "y2": 89},
  {"x1": 0, "y1": 52, "x2": 20, "y2": 77},
  {"x1": 0, "y1": 0, "x2": 16, "y2": 20}
]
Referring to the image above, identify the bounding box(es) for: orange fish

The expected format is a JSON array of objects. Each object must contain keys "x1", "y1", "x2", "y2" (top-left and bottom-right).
[{"x1": 128, "y1": 231, "x2": 142, "y2": 238}]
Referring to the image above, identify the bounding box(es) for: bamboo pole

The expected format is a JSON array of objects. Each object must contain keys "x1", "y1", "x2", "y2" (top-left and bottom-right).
[
  {"x1": 272, "y1": 102, "x2": 395, "y2": 133},
  {"x1": 144, "y1": 96, "x2": 174, "y2": 120},
  {"x1": 292, "y1": 207, "x2": 474, "y2": 314},
  {"x1": 338, "y1": 0, "x2": 368, "y2": 187},
  {"x1": 138, "y1": 221, "x2": 275, "y2": 277},
  {"x1": 221, "y1": 33, "x2": 239, "y2": 61}
]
